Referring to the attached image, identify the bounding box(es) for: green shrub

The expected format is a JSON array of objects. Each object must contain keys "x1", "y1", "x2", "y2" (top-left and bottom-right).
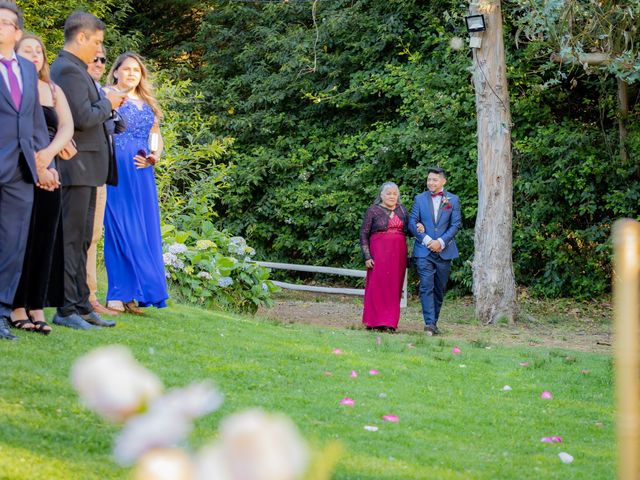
[{"x1": 162, "y1": 221, "x2": 278, "y2": 313}]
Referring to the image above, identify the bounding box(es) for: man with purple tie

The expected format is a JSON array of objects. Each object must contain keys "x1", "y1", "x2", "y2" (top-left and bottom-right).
[
  {"x1": 0, "y1": 2, "x2": 52, "y2": 340},
  {"x1": 408, "y1": 167, "x2": 461, "y2": 335}
]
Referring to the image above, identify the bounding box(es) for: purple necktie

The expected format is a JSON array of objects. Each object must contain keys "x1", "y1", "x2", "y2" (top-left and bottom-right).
[{"x1": 0, "y1": 58, "x2": 21, "y2": 110}]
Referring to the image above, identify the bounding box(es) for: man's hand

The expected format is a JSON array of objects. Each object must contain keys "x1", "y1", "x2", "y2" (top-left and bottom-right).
[
  {"x1": 416, "y1": 222, "x2": 425, "y2": 233},
  {"x1": 105, "y1": 89, "x2": 127, "y2": 110},
  {"x1": 365, "y1": 259, "x2": 374, "y2": 269},
  {"x1": 427, "y1": 240, "x2": 443, "y2": 253},
  {"x1": 35, "y1": 147, "x2": 56, "y2": 171}
]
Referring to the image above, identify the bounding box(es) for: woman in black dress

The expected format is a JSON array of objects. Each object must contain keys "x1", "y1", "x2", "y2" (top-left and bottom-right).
[{"x1": 11, "y1": 35, "x2": 74, "y2": 334}]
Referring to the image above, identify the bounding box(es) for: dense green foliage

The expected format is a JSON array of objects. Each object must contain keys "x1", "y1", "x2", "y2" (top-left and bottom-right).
[
  {"x1": 0, "y1": 303, "x2": 615, "y2": 479},
  {"x1": 22, "y1": 1, "x2": 640, "y2": 298},
  {"x1": 128, "y1": 0, "x2": 640, "y2": 298}
]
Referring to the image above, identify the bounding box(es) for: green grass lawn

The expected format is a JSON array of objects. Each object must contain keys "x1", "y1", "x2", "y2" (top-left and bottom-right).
[{"x1": 0, "y1": 302, "x2": 614, "y2": 479}]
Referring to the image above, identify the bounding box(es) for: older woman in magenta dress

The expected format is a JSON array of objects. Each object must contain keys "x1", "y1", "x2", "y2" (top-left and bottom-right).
[
  {"x1": 359, "y1": 182, "x2": 408, "y2": 332},
  {"x1": 103, "y1": 52, "x2": 168, "y2": 314}
]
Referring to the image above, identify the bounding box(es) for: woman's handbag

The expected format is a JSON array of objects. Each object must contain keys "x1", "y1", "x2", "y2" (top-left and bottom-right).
[{"x1": 59, "y1": 139, "x2": 77, "y2": 160}]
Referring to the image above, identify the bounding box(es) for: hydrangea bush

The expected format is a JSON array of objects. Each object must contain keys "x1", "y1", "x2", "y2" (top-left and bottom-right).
[{"x1": 161, "y1": 221, "x2": 278, "y2": 313}]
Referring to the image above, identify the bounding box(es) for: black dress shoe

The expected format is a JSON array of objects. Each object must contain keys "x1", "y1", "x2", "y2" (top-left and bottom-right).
[
  {"x1": 0, "y1": 317, "x2": 18, "y2": 341},
  {"x1": 52, "y1": 313, "x2": 97, "y2": 330},
  {"x1": 424, "y1": 324, "x2": 438, "y2": 336},
  {"x1": 81, "y1": 311, "x2": 116, "y2": 328}
]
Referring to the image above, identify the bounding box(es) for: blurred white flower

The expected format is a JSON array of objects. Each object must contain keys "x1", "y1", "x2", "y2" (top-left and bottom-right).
[
  {"x1": 168, "y1": 243, "x2": 188, "y2": 254},
  {"x1": 114, "y1": 382, "x2": 223, "y2": 466},
  {"x1": 71, "y1": 345, "x2": 163, "y2": 423},
  {"x1": 194, "y1": 444, "x2": 233, "y2": 480},
  {"x1": 114, "y1": 408, "x2": 192, "y2": 465},
  {"x1": 197, "y1": 271, "x2": 213, "y2": 280},
  {"x1": 450, "y1": 36, "x2": 464, "y2": 51},
  {"x1": 134, "y1": 448, "x2": 194, "y2": 480},
  {"x1": 151, "y1": 382, "x2": 223, "y2": 422},
  {"x1": 195, "y1": 409, "x2": 308, "y2": 480}
]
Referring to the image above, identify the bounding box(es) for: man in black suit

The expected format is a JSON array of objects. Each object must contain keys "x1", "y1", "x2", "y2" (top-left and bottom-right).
[
  {"x1": 0, "y1": 2, "x2": 53, "y2": 340},
  {"x1": 50, "y1": 12, "x2": 126, "y2": 330}
]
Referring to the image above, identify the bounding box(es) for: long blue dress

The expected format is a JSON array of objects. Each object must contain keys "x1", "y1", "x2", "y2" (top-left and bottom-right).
[{"x1": 103, "y1": 99, "x2": 168, "y2": 308}]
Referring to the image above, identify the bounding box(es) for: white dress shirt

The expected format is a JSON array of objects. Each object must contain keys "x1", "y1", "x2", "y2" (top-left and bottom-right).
[
  {"x1": 422, "y1": 192, "x2": 446, "y2": 249},
  {"x1": 0, "y1": 52, "x2": 24, "y2": 93}
]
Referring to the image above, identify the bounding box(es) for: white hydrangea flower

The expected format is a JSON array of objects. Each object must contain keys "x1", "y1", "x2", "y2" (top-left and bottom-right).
[
  {"x1": 163, "y1": 252, "x2": 178, "y2": 266},
  {"x1": 196, "y1": 239, "x2": 216, "y2": 250},
  {"x1": 168, "y1": 243, "x2": 188, "y2": 254},
  {"x1": 71, "y1": 345, "x2": 163, "y2": 423},
  {"x1": 197, "y1": 271, "x2": 213, "y2": 280}
]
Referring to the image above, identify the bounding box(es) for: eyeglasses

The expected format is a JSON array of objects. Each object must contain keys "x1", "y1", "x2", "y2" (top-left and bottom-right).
[
  {"x1": 92, "y1": 56, "x2": 107, "y2": 64},
  {"x1": 0, "y1": 19, "x2": 17, "y2": 29}
]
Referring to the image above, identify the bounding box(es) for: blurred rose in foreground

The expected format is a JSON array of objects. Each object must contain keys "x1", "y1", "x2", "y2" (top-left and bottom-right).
[
  {"x1": 134, "y1": 448, "x2": 193, "y2": 480},
  {"x1": 195, "y1": 409, "x2": 309, "y2": 480},
  {"x1": 114, "y1": 382, "x2": 223, "y2": 465},
  {"x1": 71, "y1": 345, "x2": 163, "y2": 422}
]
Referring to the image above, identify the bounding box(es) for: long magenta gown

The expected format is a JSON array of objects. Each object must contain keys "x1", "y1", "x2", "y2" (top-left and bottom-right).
[{"x1": 362, "y1": 214, "x2": 407, "y2": 329}]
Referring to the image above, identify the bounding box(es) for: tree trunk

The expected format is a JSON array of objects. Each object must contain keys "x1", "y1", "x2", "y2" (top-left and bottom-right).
[
  {"x1": 470, "y1": 0, "x2": 517, "y2": 324},
  {"x1": 617, "y1": 78, "x2": 629, "y2": 163}
]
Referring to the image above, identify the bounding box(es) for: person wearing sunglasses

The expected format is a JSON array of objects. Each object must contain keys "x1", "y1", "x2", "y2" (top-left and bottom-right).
[{"x1": 85, "y1": 45, "x2": 126, "y2": 317}]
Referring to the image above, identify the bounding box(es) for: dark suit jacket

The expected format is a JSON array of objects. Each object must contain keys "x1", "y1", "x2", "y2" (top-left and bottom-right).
[
  {"x1": 96, "y1": 82, "x2": 125, "y2": 186},
  {"x1": 0, "y1": 55, "x2": 49, "y2": 183},
  {"x1": 408, "y1": 191, "x2": 461, "y2": 260},
  {"x1": 50, "y1": 50, "x2": 112, "y2": 187}
]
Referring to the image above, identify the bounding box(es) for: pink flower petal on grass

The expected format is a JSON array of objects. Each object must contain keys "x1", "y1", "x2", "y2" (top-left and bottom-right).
[
  {"x1": 541, "y1": 436, "x2": 562, "y2": 443},
  {"x1": 324, "y1": 371, "x2": 332, "y2": 376},
  {"x1": 340, "y1": 397, "x2": 354, "y2": 406},
  {"x1": 519, "y1": 361, "x2": 529, "y2": 367},
  {"x1": 369, "y1": 369, "x2": 379, "y2": 375},
  {"x1": 540, "y1": 390, "x2": 553, "y2": 400},
  {"x1": 332, "y1": 348, "x2": 343, "y2": 355},
  {"x1": 452, "y1": 346, "x2": 461, "y2": 355},
  {"x1": 350, "y1": 370, "x2": 358, "y2": 378},
  {"x1": 382, "y1": 415, "x2": 399, "y2": 422}
]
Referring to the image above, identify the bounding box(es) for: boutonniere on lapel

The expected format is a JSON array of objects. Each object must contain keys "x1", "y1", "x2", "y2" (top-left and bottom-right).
[{"x1": 442, "y1": 195, "x2": 452, "y2": 211}]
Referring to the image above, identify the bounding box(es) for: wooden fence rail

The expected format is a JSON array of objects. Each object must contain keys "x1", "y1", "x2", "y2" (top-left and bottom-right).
[{"x1": 256, "y1": 261, "x2": 408, "y2": 308}]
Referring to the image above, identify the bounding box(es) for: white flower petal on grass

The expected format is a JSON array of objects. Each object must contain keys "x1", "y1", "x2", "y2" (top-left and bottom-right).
[
  {"x1": 195, "y1": 409, "x2": 309, "y2": 480},
  {"x1": 502, "y1": 385, "x2": 512, "y2": 391},
  {"x1": 558, "y1": 452, "x2": 574, "y2": 464},
  {"x1": 133, "y1": 448, "x2": 194, "y2": 480},
  {"x1": 71, "y1": 345, "x2": 163, "y2": 423},
  {"x1": 364, "y1": 425, "x2": 379, "y2": 432}
]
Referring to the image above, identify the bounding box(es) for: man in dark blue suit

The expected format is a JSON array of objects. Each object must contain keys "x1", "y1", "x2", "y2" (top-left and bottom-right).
[
  {"x1": 0, "y1": 2, "x2": 52, "y2": 340},
  {"x1": 408, "y1": 167, "x2": 461, "y2": 335}
]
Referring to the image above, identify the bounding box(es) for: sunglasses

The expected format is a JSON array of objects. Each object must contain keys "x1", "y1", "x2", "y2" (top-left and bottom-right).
[{"x1": 92, "y1": 56, "x2": 107, "y2": 64}]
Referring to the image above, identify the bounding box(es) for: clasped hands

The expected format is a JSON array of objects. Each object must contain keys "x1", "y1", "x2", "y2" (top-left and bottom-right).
[
  {"x1": 35, "y1": 148, "x2": 60, "y2": 191},
  {"x1": 416, "y1": 222, "x2": 443, "y2": 253}
]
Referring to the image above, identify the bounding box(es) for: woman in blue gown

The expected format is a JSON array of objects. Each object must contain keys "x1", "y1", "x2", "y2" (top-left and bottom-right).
[{"x1": 103, "y1": 52, "x2": 168, "y2": 314}]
